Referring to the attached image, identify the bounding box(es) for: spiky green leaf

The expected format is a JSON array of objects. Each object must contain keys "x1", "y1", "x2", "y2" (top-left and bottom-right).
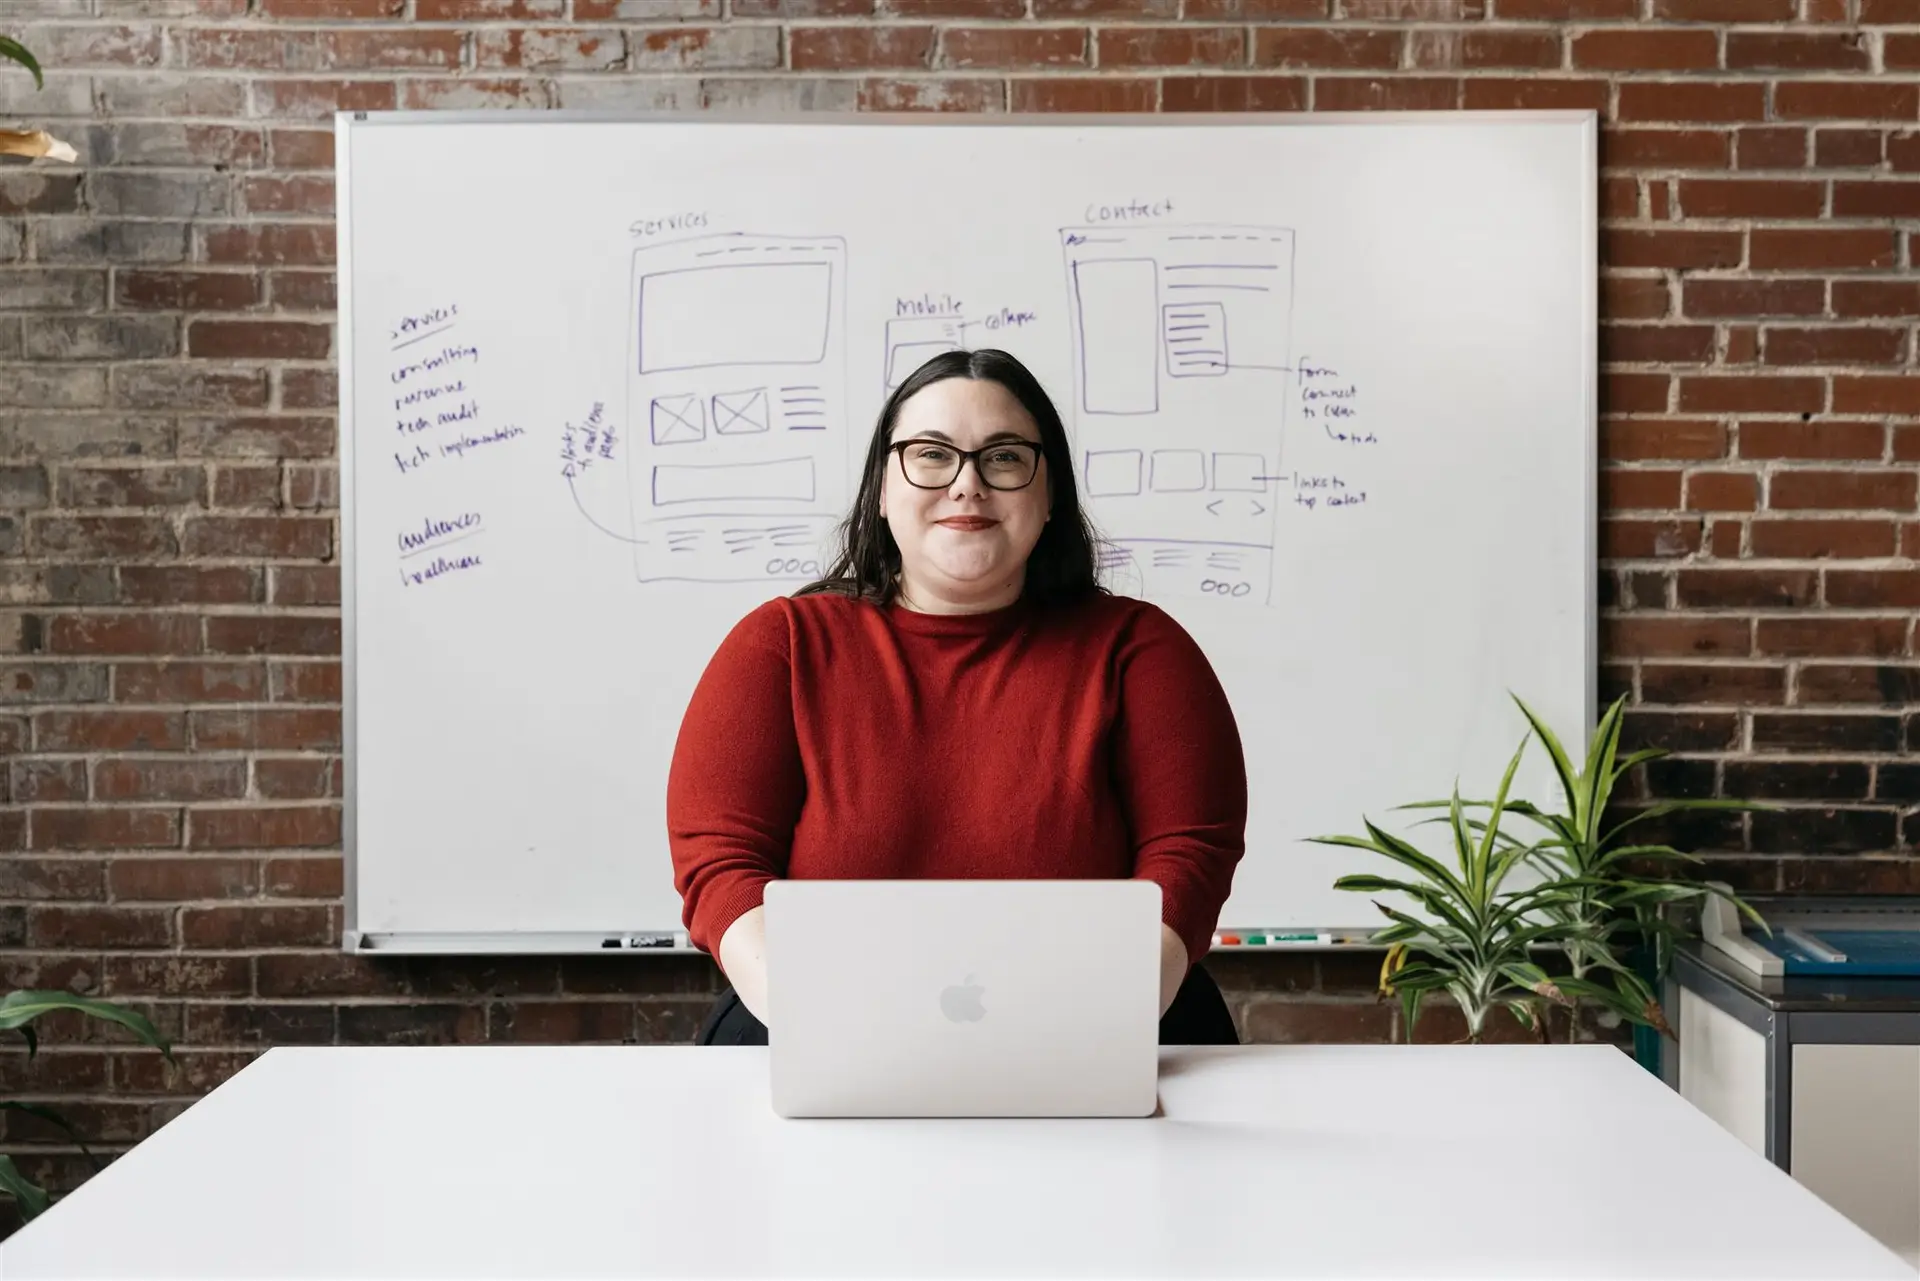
[
  {"x1": 0, "y1": 38, "x2": 44, "y2": 90},
  {"x1": 0, "y1": 1153, "x2": 50, "y2": 1221}
]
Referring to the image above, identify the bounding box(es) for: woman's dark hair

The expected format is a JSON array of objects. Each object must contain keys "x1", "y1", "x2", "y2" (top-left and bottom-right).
[{"x1": 795, "y1": 348, "x2": 1106, "y2": 607}]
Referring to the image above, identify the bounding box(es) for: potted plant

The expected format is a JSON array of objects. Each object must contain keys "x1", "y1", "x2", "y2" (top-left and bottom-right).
[
  {"x1": 0, "y1": 991, "x2": 173, "y2": 1222},
  {"x1": 1, "y1": 33, "x2": 76, "y2": 163}
]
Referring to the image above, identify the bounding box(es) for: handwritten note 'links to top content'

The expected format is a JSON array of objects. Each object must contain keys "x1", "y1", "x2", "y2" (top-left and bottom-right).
[
  {"x1": 388, "y1": 304, "x2": 527, "y2": 587},
  {"x1": 1292, "y1": 359, "x2": 1372, "y2": 513}
]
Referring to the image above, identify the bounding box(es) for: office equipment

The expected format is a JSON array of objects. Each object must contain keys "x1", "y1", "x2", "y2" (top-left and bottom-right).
[
  {"x1": 337, "y1": 111, "x2": 1596, "y2": 953},
  {"x1": 1662, "y1": 895, "x2": 1920, "y2": 1268},
  {"x1": 764, "y1": 879, "x2": 1160, "y2": 1118},
  {"x1": 0, "y1": 1044, "x2": 1906, "y2": 1279}
]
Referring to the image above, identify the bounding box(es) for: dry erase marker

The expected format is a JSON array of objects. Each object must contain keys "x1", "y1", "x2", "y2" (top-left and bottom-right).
[{"x1": 601, "y1": 933, "x2": 678, "y2": 949}]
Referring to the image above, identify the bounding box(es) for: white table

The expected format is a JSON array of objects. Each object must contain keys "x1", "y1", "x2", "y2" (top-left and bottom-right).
[{"x1": 0, "y1": 1044, "x2": 1910, "y2": 1279}]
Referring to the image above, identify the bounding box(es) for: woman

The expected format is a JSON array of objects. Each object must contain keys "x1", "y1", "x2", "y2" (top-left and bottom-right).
[{"x1": 666, "y1": 348, "x2": 1248, "y2": 1047}]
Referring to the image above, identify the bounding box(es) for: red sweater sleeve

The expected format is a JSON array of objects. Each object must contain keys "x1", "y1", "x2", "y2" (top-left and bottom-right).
[
  {"x1": 1111, "y1": 604, "x2": 1248, "y2": 964},
  {"x1": 666, "y1": 601, "x2": 803, "y2": 958}
]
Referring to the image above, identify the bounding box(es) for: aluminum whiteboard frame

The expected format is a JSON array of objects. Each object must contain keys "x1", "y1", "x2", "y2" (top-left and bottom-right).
[{"x1": 335, "y1": 109, "x2": 1600, "y2": 956}]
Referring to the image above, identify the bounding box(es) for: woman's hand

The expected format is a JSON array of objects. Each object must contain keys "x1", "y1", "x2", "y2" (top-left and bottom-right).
[
  {"x1": 718, "y1": 905, "x2": 772, "y2": 1028},
  {"x1": 1159, "y1": 923, "x2": 1188, "y2": 1018}
]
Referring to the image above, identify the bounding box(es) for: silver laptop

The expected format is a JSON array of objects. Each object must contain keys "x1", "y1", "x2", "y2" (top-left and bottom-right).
[{"x1": 763, "y1": 879, "x2": 1163, "y2": 1119}]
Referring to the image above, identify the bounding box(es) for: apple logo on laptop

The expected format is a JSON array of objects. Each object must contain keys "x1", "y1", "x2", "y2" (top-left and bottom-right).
[{"x1": 940, "y1": 975, "x2": 985, "y2": 1023}]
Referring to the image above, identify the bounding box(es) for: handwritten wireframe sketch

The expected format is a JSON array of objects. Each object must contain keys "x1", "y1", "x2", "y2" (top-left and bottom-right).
[
  {"x1": 1060, "y1": 224, "x2": 1295, "y2": 605},
  {"x1": 625, "y1": 232, "x2": 850, "y2": 583}
]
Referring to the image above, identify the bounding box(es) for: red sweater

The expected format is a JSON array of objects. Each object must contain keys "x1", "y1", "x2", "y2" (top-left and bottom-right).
[{"x1": 666, "y1": 590, "x2": 1248, "y2": 965}]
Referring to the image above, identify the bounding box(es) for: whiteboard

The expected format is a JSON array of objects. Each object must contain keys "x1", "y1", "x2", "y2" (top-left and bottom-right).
[{"x1": 337, "y1": 111, "x2": 1596, "y2": 953}]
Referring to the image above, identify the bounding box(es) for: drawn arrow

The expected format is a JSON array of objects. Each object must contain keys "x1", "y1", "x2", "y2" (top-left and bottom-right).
[
  {"x1": 567, "y1": 472, "x2": 647, "y2": 545},
  {"x1": 1207, "y1": 500, "x2": 1222, "y2": 516},
  {"x1": 1252, "y1": 500, "x2": 1266, "y2": 516}
]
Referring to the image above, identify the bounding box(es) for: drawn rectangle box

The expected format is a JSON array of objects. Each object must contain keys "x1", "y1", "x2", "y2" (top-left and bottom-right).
[
  {"x1": 1084, "y1": 449, "x2": 1142, "y2": 497},
  {"x1": 1072, "y1": 258, "x2": 1159, "y2": 414},
  {"x1": 652, "y1": 458, "x2": 816, "y2": 506},
  {"x1": 638, "y1": 263, "x2": 831, "y2": 374},
  {"x1": 1212, "y1": 453, "x2": 1268, "y2": 493},
  {"x1": 1150, "y1": 450, "x2": 1205, "y2": 492}
]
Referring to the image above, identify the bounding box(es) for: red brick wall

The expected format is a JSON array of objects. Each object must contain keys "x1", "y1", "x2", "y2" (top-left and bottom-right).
[{"x1": 2, "y1": 0, "x2": 1918, "y2": 1229}]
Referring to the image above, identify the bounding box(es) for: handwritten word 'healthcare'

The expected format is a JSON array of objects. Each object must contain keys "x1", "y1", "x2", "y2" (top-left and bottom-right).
[
  {"x1": 397, "y1": 512, "x2": 483, "y2": 588},
  {"x1": 401, "y1": 551, "x2": 482, "y2": 588},
  {"x1": 560, "y1": 402, "x2": 615, "y2": 480},
  {"x1": 1299, "y1": 361, "x2": 1377, "y2": 446}
]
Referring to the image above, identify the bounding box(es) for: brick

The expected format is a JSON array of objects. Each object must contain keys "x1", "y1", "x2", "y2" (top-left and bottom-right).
[
  {"x1": 269, "y1": 272, "x2": 337, "y2": 313},
  {"x1": 115, "y1": 662, "x2": 268, "y2": 704},
  {"x1": 0, "y1": 367, "x2": 108, "y2": 410},
  {"x1": 30, "y1": 517, "x2": 176, "y2": 559},
  {"x1": 340, "y1": 1005, "x2": 483, "y2": 1046},
  {"x1": 1833, "y1": 181, "x2": 1920, "y2": 219},
  {"x1": 213, "y1": 466, "x2": 283, "y2": 510},
  {"x1": 791, "y1": 26, "x2": 934, "y2": 70},
  {"x1": 1770, "y1": 470, "x2": 1916, "y2": 511},
  {"x1": 1603, "y1": 616, "x2": 1750, "y2": 657},
  {"x1": 269, "y1": 130, "x2": 336, "y2": 170},
  {"x1": 1642, "y1": 663, "x2": 1786, "y2": 705},
  {"x1": 1752, "y1": 229, "x2": 1898, "y2": 271},
  {"x1": 240, "y1": 177, "x2": 335, "y2": 218},
  {"x1": 1604, "y1": 374, "x2": 1672, "y2": 413},
  {"x1": 1675, "y1": 568, "x2": 1817, "y2": 607},
  {"x1": 1602, "y1": 275, "x2": 1671, "y2": 321},
  {"x1": 8, "y1": 763, "x2": 89, "y2": 805},
  {"x1": 1685, "y1": 471, "x2": 1759, "y2": 511},
  {"x1": 1461, "y1": 78, "x2": 1607, "y2": 112},
  {"x1": 1834, "y1": 281, "x2": 1920, "y2": 318},
  {"x1": 104, "y1": 114, "x2": 271, "y2": 167},
  {"x1": 1738, "y1": 129, "x2": 1813, "y2": 176},
  {"x1": 859, "y1": 79, "x2": 1006, "y2": 111},
  {"x1": 1572, "y1": 30, "x2": 1716, "y2": 70},
  {"x1": 1314, "y1": 77, "x2": 1461, "y2": 111},
  {"x1": 1605, "y1": 128, "x2": 1732, "y2": 170},
  {"x1": 1252, "y1": 28, "x2": 1401, "y2": 68},
  {"x1": 1339, "y1": 0, "x2": 1484, "y2": 15},
  {"x1": 417, "y1": 0, "x2": 566, "y2": 13},
  {"x1": 257, "y1": 953, "x2": 408, "y2": 999},
  {"x1": 259, "y1": 0, "x2": 406, "y2": 15},
  {"x1": 1617, "y1": 82, "x2": 1767, "y2": 123},
  {"x1": 487, "y1": 1000, "x2": 639, "y2": 1043},
  {"x1": 1737, "y1": 420, "x2": 1884, "y2": 460},
  {"x1": 1605, "y1": 517, "x2": 1702, "y2": 557},
  {"x1": 24, "y1": 317, "x2": 178, "y2": 362},
  {"x1": 1758, "y1": 617, "x2": 1910, "y2": 658},
  {"x1": 255, "y1": 757, "x2": 340, "y2": 800},
  {"x1": 179, "y1": 417, "x2": 334, "y2": 461},
  {"x1": 1499, "y1": 0, "x2": 1631, "y2": 12},
  {"x1": 1603, "y1": 468, "x2": 1683, "y2": 508},
  {"x1": 182, "y1": 517, "x2": 331, "y2": 560},
  {"x1": 1877, "y1": 765, "x2": 1920, "y2": 803},
  {"x1": 204, "y1": 617, "x2": 341, "y2": 656},
  {"x1": 1010, "y1": 78, "x2": 1157, "y2": 111},
  {"x1": 252, "y1": 79, "x2": 397, "y2": 118},
  {"x1": 1752, "y1": 808, "x2": 1898, "y2": 854},
  {"x1": 184, "y1": 1003, "x2": 333, "y2": 1046},
  {"x1": 1725, "y1": 762, "x2": 1871, "y2": 803},
  {"x1": 0, "y1": 72, "x2": 92, "y2": 117},
  {"x1": 30, "y1": 809, "x2": 180, "y2": 852},
  {"x1": 474, "y1": 29, "x2": 625, "y2": 71},
  {"x1": 1243, "y1": 1000, "x2": 1392, "y2": 1044},
  {"x1": 116, "y1": 270, "x2": 260, "y2": 312},
  {"x1": 1678, "y1": 180, "x2": 1823, "y2": 220},
  {"x1": 27, "y1": 906, "x2": 171, "y2": 949},
  {"x1": 46, "y1": 614, "x2": 200, "y2": 657},
  {"x1": 115, "y1": 367, "x2": 269, "y2": 412},
  {"x1": 187, "y1": 321, "x2": 332, "y2": 362},
  {"x1": 1728, "y1": 32, "x2": 1870, "y2": 70},
  {"x1": 404, "y1": 78, "x2": 550, "y2": 110},
  {"x1": 1767, "y1": 327, "x2": 1905, "y2": 366},
  {"x1": 270, "y1": 663, "x2": 341, "y2": 703},
  {"x1": 1605, "y1": 230, "x2": 1742, "y2": 270},
  {"x1": 629, "y1": 27, "x2": 781, "y2": 71},
  {"x1": 1162, "y1": 76, "x2": 1307, "y2": 111},
  {"x1": 885, "y1": 0, "x2": 1020, "y2": 12},
  {"x1": 119, "y1": 568, "x2": 264, "y2": 606},
  {"x1": 181, "y1": 904, "x2": 333, "y2": 949},
  {"x1": 192, "y1": 709, "x2": 340, "y2": 752},
  {"x1": 35, "y1": 710, "x2": 182, "y2": 752},
  {"x1": 1750, "y1": 518, "x2": 1897, "y2": 558},
  {"x1": 0, "y1": 270, "x2": 107, "y2": 311},
  {"x1": 1100, "y1": 26, "x2": 1245, "y2": 66},
  {"x1": 262, "y1": 855, "x2": 344, "y2": 896},
  {"x1": 0, "y1": 416, "x2": 165, "y2": 464},
  {"x1": 1820, "y1": 129, "x2": 1886, "y2": 169},
  {"x1": 1899, "y1": 428, "x2": 1920, "y2": 463},
  {"x1": 1653, "y1": 0, "x2": 1793, "y2": 15},
  {"x1": 1864, "y1": 0, "x2": 1920, "y2": 17},
  {"x1": 0, "y1": 466, "x2": 50, "y2": 510},
  {"x1": 96, "y1": 75, "x2": 248, "y2": 117},
  {"x1": 1603, "y1": 324, "x2": 1714, "y2": 364},
  {"x1": 1182, "y1": 0, "x2": 1323, "y2": 11},
  {"x1": 1410, "y1": 29, "x2": 1560, "y2": 67},
  {"x1": 1681, "y1": 278, "x2": 1824, "y2": 319},
  {"x1": 95, "y1": 759, "x2": 248, "y2": 803},
  {"x1": 0, "y1": 173, "x2": 81, "y2": 216},
  {"x1": 1776, "y1": 82, "x2": 1920, "y2": 121},
  {"x1": 1035, "y1": 0, "x2": 1176, "y2": 10},
  {"x1": 109, "y1": 857, "x2": 256, "y2": 901},
  {"x1": 1620, "y1": 710, "x2": 1739, "y2": 754},
  {"x1": 1828, "y1": 569, "x2": 1920, "y2": 608},
  {"x1": 939, "y1": 27, "x2": 1086, "y2": 68},
  {"x1": 116, "y1": 1049, "x2": 260, "y2": 1095},
  {"x1": 1798, "y1": 664, "x2": 1920, "y2": 705},
  {"x1": 1678, "y1": 376, "x2": 1823, "y2": 414}
]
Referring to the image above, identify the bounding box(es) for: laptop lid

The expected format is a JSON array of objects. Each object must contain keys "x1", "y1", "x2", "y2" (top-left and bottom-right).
[{"x1": 763, "y1": 879, "x2": 1162, "y2": 1119}]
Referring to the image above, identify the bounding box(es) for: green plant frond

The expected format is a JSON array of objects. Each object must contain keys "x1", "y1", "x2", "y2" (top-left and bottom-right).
[
  {"x1": 1593, "y1": 842, "x2": 1705, "y2": 870},
  {"x1": 1398, "y1": 986, "x2": 1426, "y2": 1044},
  {"x1": 0, "y1": 992, "x2": 174, "y2": 1060},
  {"x1": 17, "y1": 1024, "x2": 37, "y2": 1058},
  {"x1": 1472, "y1": 735, "x2": 1534, "y2": 905},
  {"x1": 1600, "y1": 797, "x2": 1758, "y2": 848},
  {"x1": 1369, "y1": 903, "x2": 1476, "y2": 959},
  {"x1": 1579, "y1": 696, "x2": 1628, "y2": 848},
  {"x1": 0, "y1": 1153, "x2": 51, "y2": 1221},
  {"x1": 0, "y1": 37, "x2": 45, "y2": 91},
  {"x1": 1510, "y1": 693, "x2": 1582, "y2": 820},
  {"x1": 1496, "y1": 961, "x2": 1573, "y2": 1006},
  {"x1": 1335, "y1": 876, "x2": 1484, "y2": 941},
  {"x1": 0, "y1": 1102, "x2": 100, "y2": 1170},
  {"x1": 1349, "y1": 824, "x2": 1471, "y2": 901}
]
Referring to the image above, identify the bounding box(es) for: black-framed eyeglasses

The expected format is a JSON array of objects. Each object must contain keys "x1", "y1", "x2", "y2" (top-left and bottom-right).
[{"x1": 889, "y1": 438, "x2": 1044, "y2": 491}]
